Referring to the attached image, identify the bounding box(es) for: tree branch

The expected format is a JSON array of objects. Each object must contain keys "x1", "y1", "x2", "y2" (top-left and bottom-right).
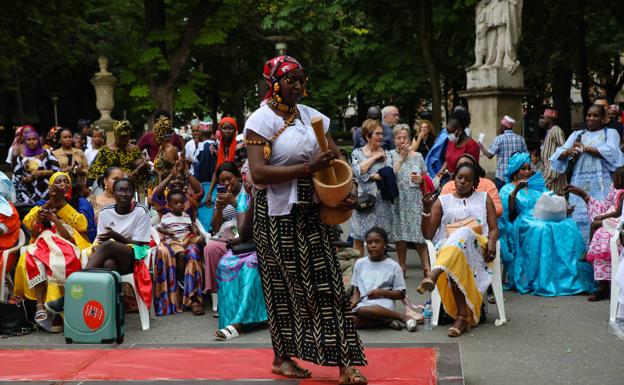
[{"x1": 167, "y1": 0, "x2": 220, "y2": 87}]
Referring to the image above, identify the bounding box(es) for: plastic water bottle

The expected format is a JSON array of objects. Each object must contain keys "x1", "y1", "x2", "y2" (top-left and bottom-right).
[{"x1": 423, "y1": 300, "x2": 433, "y2": 331}]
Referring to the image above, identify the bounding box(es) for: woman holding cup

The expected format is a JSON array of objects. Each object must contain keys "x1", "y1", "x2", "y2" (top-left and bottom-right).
[{"x1": 389, "y1": 124, "x2": 428, "y2": 277}]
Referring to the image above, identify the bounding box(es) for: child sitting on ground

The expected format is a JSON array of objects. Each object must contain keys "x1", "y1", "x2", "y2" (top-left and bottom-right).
[
  {"x1": 350, "y1": 226, "x2": 417, "y2": 332},
  {"x1": 154, "y1": 190, "x2": 205, "y2": 315}
]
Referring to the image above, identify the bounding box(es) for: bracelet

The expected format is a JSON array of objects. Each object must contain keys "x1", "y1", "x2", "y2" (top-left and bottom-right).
[
  {"x1": 421, "y1": 212, "x2": 431, "y2": 217},
  {"x1": 303, "y1": 162, "x2": 312, "y2": 176}
]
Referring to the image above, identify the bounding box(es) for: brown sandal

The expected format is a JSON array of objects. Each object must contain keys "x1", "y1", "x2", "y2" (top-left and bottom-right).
[
  {"x1": 190, "y1": 301, "x2": 205, "y2": 316},
  {"x1": 417, "y1": 277, "x2": 435, "y2": 294},
  {"x1": 271, "y1": 359, "x2": 311, "y2": 379},
  {"x1": 447, "y1": 316, "x2": 470, "y2": 337},
  {"x1": 339, "y1": 367, "x2": 368, "y2": 384}
]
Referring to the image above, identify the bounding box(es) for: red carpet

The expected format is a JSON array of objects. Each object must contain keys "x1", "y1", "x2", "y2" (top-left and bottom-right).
[{"x1": 0, "y1": 347, "x2": 437, "y2": 384}]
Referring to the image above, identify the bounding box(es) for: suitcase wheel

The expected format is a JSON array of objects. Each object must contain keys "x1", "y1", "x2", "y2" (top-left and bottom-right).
[
  {"x1": 115, "y1": 335, "x2": 124, "y2": 344},
  {"x1": 65, "y1": 337, "x2": 73, "y2": 344}
]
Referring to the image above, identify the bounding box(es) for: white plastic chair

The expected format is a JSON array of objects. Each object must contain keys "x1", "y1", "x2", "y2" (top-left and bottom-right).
[
  {"x1": 609, "y1": 231, "x2": 622, "y2": 324},
  {"x1": 195, "y1": 218, "x2": 211, "y2": 244},
  {"x1": 1, "y1": 229, "x2": 26, "y2": 301},
  {"x1": 426, "y1": 239, "x2": 506, "y2": 326}
]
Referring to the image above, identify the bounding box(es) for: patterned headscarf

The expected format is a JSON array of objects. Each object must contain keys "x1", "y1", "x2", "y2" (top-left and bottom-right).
[
  {"x1": 153, "y1": 116, "x2": 173, "y2": 142},
  {"x1": 505, "y1": 152, "x2": 531, "y2": 183},
  {"x1": 22, "y1": 129, "x2": 44, "y2": 157},
  {"x1": 262, "y1": 55, "x2": 303, "y2": 101},
  {"x1": 113, "y1": 120, "x2": 134, "y2": 137}
]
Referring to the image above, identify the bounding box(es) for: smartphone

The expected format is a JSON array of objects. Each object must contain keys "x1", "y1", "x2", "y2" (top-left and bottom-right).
[{"x1": 217, "y1": 185, "x2": 228, "y2": 194}]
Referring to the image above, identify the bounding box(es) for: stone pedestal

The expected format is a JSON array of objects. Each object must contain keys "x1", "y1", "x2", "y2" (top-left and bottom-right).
[
  {"x1": 90, "y1": 56, "x2": 117, "y2": 143},
  {"x1": 459, "y1": 66, "x2": 528, "y2": 178}
]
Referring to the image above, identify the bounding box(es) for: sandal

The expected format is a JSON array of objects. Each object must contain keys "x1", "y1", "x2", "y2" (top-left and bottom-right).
[
  {"x1": 271, "y1": 359, "x2": 311, "y2": 379},
  {"x1": 386, "y1": 320, "x2": 403, "y2": 330},
  {"x1": 587, "y1": 291, "x2": 609, "y2": 302},
  {"x1": 447, "y1": 316, "x2": 470, "y2": 337},
  {"x1": 416, "y1": 277, "x2": 435, "y2": 294},
  {"x1": 405, "y1": 318, "x2": 418, "y2": 332},
  {"x1": 339, "y1": 367, "x2": 368, "y2": 385},
  {"x1": 214, "y1": 325, "x2": 241, "y2": 341},
  {"x1": 35, "y1": 305, "x2": 48, "y2": 323},
  {"x1": 190, "y1": 301, "x2": 205, "y2": 316}
]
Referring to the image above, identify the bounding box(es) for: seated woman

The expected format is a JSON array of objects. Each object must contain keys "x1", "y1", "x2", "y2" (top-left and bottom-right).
[
  {"x1": 214, "y1": 188, "x2": 268, "y2": 340},
  {"x1": 150, "y1": 160, "x2": 203, "y2": 219},
  {"x1": 499, "y1": 152, "x2": 593, "y2": 296},
  {"x1": 350, "y1": 226, "x2": 417, "y2": 332},
  {"x1": 85, "y1": 178, "x2": 152, "y2": 308},
  {"x1": 419, "y1": 162, "x2": 499, "y2": 337},
  {"x1": 0, "y1": 172, "x2": 21, "y2": 290},
  {"x1": 440, "y1": 154, "x2": 503, "y2": 217},
  {"x1": 153, "y1": 190, "x2": 204, "y2": 316},
  {"x1": 13, "y1": 129, "x2": 60, "y2": 206},
  {"x1": 203, "y1": 162, "x2": 245, "y2": 307},
  {"x1": 566, "y1": 166, "x2": 624, "y2": 301},
  {"x1": 13, "y1": 172, "x2": 92, "y2": 330},
  {"x1": 88, "y1": 167, "x2": 123, "y2": 223}
]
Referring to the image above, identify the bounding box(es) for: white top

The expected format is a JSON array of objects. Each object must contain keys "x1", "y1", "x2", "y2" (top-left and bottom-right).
[
  {"x1": 84, "y1": 147, "x2": 100, "y2": 165},
  {"x1": 244, "y1": 104, "x2": 330, "y2": 216},
  {"x1": 185, "y1": 140, "x2": 197, "y2": 161},
  {"x1": 434, "y1": 191, "x2": 489, "y2": 244},
  {"x1": 351, "y1": 256, "x2": 406, "y2": 311},
  {"x1": 160, "y1": 212, "x2": 193, "y2": 241},
  {"x1": 97, "y1": 203, "x2": 151, "y2": 243}
]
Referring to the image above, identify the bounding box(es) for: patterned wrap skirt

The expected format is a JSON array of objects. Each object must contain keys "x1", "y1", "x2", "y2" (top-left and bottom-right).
[{"x1": 253, "y1": 178, "x2": 366, "y2": 367}]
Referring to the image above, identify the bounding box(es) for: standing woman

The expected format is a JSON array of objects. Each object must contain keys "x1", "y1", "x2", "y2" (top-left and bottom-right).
[
  {"x1": 435, "y1": 109, "x2": 480, "y2": 180},
  {"x1": 53, "y1": 128, "x2": 89, "y2": 192},
  {"x1": 85, "y1": 127, "x2": 106, "y2": 166},
  {"x1": 13, "y1": 129, "x2": 60, "y2": 205},
  {"x1": 411, "y1": 120, "x2": 435, "y2": 159},
  {"x1": 551, "y1": 105, "x2": 624, "y2": 243},
  {"x1": 87, "y1": 120, "x2": 144, "y2": 182},
  {"x1": 350, "y1": 118, "x2": 393, "y2": 257},
  {"x1": 389, "y1": 124, "x2": 428, "y2": 276},
  {"x1": 245, "y1": 56, "x2": 367, "y2": 384}
]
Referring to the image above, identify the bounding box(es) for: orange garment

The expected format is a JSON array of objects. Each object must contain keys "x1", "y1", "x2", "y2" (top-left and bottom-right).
[
  {"x1": 441, "y1": 178, "x2": 503, "y2": 217},
  {"x1": 0, "y1": 203, "x2": 21, "y2": 251}
]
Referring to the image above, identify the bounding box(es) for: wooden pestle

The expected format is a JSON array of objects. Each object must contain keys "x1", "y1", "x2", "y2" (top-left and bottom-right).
[{"x1": 311, "y1": 116, "x2": 338, "y2": 185}]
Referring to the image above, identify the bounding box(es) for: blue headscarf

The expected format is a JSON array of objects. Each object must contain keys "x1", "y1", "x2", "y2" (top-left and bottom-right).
[
  {"x1": 0, "y1": 171, "x2": 16, "y2": 216},
  {"x1": 505, "y1": 152, "x2": 531, "y2": 183}
]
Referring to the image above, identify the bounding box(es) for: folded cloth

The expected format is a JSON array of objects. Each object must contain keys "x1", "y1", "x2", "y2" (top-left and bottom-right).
[{"x1": 375, "y1": 166, "x2": 399, "y2": 203}]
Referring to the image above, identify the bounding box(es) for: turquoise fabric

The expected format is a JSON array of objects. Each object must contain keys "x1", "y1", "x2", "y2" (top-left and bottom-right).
[
  {"x1": 499, "y1": 174, "x2": 594, "y2": 296},
  {"x1": 197, "y1": 183, "x2": 217, "y2": 233},
  {"x1": 216, "y1": 250, "x2": 267, "y2": 329},
  {"x1": 131, "y1": 244, "x2": 150, "y2": 261}
]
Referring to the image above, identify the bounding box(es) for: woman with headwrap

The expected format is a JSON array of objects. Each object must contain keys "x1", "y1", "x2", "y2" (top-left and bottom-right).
[
  {"x1": 87, "y1": 120, "x2": 146, "y2": 182},
  {"x1": 149, "y1": 116, "x2": 179, "y2": 189},
  {"x1": 14, "y1": 172, "x2": 94, "y2": 330},
  {"x1": 205, "y1": 117, "x2": 247, "y2": 207},
  {"x1": 499, "y1": 152, "x2": 592, "y2": 296},
  {"x1": 13, "y1": 129, "x2": 60, "y2": 205},
  {"x1": 53, "y1": 127, "x2": 89, "y2": 193},
  {"x1": 244, "y1": 56, "x2": 366, "y2": 384}
]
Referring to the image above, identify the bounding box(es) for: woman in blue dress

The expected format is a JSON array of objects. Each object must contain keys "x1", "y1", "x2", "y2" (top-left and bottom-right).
[
  {"x1": 214, "y1": 184, "x2": 267, "y2": 341},
  {"x1": 550, "y1": 105, "x2": 624, "y2": 243},
  {"x1": 499, "y1": 153, "x2": 593, "y2": 296}
]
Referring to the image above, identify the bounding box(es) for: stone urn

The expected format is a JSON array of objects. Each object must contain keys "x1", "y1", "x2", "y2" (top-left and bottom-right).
[{"x1": 91, "y1": 56, "x2": 117, "y2": 134}]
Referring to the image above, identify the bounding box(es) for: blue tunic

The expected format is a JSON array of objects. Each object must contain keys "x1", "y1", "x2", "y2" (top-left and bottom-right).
[{"x1": 498, "y1": 181, "x2": 593, "y2": 296}]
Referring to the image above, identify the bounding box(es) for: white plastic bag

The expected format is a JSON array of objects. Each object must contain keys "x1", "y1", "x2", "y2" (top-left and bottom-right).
[{"x1": 533, "y1": 191, "x2": 567, "y2": 222}]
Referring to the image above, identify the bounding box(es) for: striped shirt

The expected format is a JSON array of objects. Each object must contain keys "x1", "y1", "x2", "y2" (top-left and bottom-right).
[
  {"x1": 488, "y1": 130, "x2": 528, "y2": 180},
  {"x1": 160, "y1": 212, "x2": 193, "y2": 241}
]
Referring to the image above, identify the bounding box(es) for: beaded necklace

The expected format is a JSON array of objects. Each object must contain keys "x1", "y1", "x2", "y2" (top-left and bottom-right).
[{"x1": 245, "y1": 108, "x2": 297, "y2": 160}]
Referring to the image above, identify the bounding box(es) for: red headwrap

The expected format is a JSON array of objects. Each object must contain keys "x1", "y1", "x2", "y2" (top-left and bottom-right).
[
  {"x1": 217, "y1": 117, "x2": 239, "y2": 167},
  {"x1": 262, "y1": 55, "x2": 303, "y2": 101}
]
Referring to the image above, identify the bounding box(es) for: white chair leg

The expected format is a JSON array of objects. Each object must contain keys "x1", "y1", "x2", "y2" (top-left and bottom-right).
[
  {"x1": 122, "y1": 275, "x2": 150, "y2": 331},
  {"x1": 609, "y1": 235, "x2": 620, "y2": 323},
  {"x1": 425, "y1": 240, "x2": 441, "y2": 326},
  {"x1": 0, "y1": 253, "x2": 7, "y2": 302},
  {"x1": 210, "y1": 292, "x2": 218, "y2": 312},
  {"x1": 491, "y1": 241, "x2": 506, "y2": 323}
]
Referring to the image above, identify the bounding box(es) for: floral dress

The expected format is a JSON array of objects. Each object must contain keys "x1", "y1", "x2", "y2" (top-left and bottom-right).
[
  {"x1": 350, "y1": 147, "x2": 393, "y2": 241},
  {"x1": 389, "y1": 150, "x2": 425, "y2": 243},
  {"x1": 12, "y1": 150, "x2": 60, "y2": 205},
  {"x1": 87, "y1": 145, "x2": 142, "y2": 180}
]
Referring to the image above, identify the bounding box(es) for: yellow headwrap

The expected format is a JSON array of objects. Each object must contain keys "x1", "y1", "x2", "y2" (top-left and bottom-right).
[
  {"x1": 49, "y1": 171, "x2": 71, "y2": 185},
  {"x1": 153, "y1": 116, "x2": 173, "y2": 142},
  {"x1": 113, "y1": 120, "x2": 133, "y2": 137}
]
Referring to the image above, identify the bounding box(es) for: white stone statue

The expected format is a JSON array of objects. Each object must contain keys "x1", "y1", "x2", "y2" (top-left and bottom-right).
[{"x1": 469, "y1": 0, "x2": 523, "y2": 74}]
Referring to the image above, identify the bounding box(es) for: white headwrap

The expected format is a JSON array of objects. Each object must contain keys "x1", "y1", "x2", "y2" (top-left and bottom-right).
[{"x1": 0, "y1": 171, "x2": 16, "y2": 216}]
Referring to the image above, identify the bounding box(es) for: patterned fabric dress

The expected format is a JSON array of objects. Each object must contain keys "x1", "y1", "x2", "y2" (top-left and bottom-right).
[
  {"x1": 253, "y1": 178, "x2": 366, "y2": 367},
  {"x1": 586, "y1": 185, "x2": 623, "y2": 281},
  {"x1": 350, "y1": 147, "x2": 393, "y2": 241},
  {"x1": 12, "y1": 150, "x2": 60, "y2": 205},
  {"x1": 388, "y1": 150, "x2": 425, "y2": 243}
]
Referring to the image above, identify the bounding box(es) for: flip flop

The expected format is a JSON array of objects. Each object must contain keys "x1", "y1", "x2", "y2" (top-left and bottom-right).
[
  {"x1": 405, "y1": 318, "x2": 418, "y2": 332},
  {"x1": 35, "y1": 307, "x2": 48, "y2": 323},
  {"x1": 214, "y1": 325, "x2": 241, "y2": 341}
]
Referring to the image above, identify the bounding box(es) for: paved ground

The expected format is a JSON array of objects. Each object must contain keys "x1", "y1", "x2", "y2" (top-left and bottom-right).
[{"x1": 4, "y1": 247, "x2": 624, "y2": 385}]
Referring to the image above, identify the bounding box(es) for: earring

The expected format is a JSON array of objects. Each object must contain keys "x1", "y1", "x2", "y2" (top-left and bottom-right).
[
  {"x1": 273, "y1": 83, "x2": 280, "y2": 92},
  {"x1": 273, "y1": 83, "x2": 282, "y2": 103},
  {"x1": 104, "y1": 183, "x2": 108, "y2": 190},
  {"x1": 303, "y1": 88, "x2": 309, "y2": 97}
]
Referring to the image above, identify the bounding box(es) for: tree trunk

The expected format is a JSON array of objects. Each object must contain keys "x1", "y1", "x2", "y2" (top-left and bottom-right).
[
  {"x1": 603, "y1": 57, "x2": 624, "y2": 103},
  {"x1": 551, "y1": 67, "x2": 572, "y2": 134},
  {"x1": 417, "y1": 0, "x2": 442, "y2": 132},
  {"x1": 576, "y1": 0, "x2": 591, "y2": 115},
  {"x1": 13, "y1": 66, "x2": 24, "y2": 124}
]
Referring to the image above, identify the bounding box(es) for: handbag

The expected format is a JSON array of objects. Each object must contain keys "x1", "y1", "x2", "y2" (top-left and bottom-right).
[
  {"x1": 355, "y1": 192, "x2": 376, "y2": 212},
  {"x1": 0, "y1": 298, "x2": 37, "y2": 337},
  {"x1": 445, "y1": 217, "x2": 483, "y2": 237},
  {"x1": 230, "y1": 242, "x2": 256, "y2": 254}
]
